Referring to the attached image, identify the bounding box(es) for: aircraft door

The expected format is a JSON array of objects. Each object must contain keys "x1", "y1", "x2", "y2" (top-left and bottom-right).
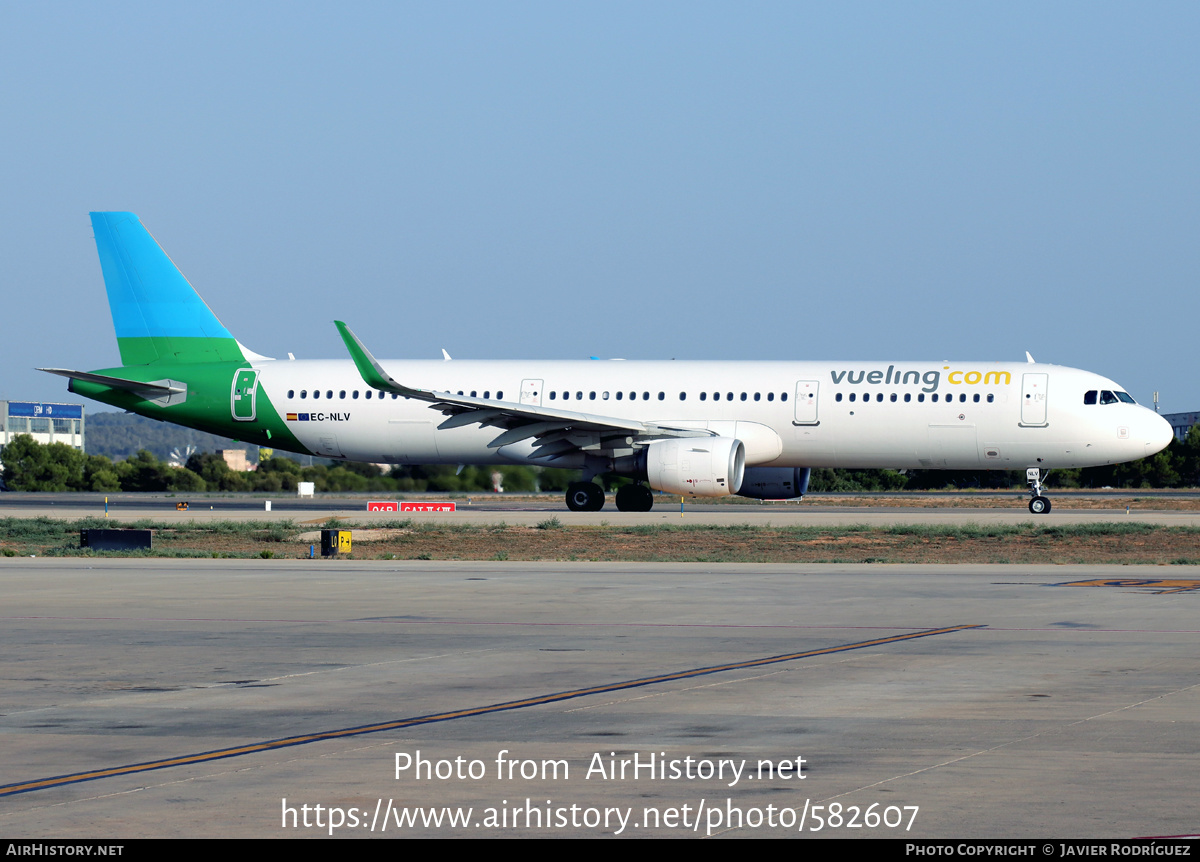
[
  {"x1": 521, "y1": 379, "x2": 543, "y2": 407},
  {"x1": 231, "y1": 369, "x2": 259, "y2": 422},
  {"x1": 793, "y1": 380, "x2": 819, "y2": 425},
  {"x1": 1021, "y1": 373, "x2": 1049, "y2": 426}
]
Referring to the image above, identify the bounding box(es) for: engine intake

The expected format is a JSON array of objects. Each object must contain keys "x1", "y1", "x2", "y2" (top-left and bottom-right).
[{"x1": 737, "y1": 467, "x2": 811, "y2": 500}]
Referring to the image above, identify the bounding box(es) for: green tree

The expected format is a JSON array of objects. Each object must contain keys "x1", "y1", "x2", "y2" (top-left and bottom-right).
[
  {"x1": 186, "y1": 452, "x2": 247, "y2": 491},
  {"x1": 1176, "y1": 425, "x2": 1200, "y2": 487},
  {"x1": 1, "y1": 436, "x2": 87, "y2": 490}
]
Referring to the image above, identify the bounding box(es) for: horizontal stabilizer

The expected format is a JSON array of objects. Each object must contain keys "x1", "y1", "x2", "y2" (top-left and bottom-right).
[{"x1": 38, "y1": 368, "x2": 185, "y2": 397}]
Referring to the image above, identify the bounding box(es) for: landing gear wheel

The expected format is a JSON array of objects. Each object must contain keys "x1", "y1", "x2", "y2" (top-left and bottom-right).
[
  {"x1": 1026, "y1": 468, "x2": 1051, "y2": 515},
  {"x1": 1029, "y1": 496, "x2": 1051, "y2": 515},
  {"x1": 566, "y1": 481, "x2": 605, "y2": 512},
  {"x1": 615, "y1": 484, "x2": 654, "y2": 512}
]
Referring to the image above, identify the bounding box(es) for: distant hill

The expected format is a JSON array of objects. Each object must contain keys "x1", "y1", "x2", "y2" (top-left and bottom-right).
[{"x1": 86, "y1": 412, "x2": 260, "y2": 463}]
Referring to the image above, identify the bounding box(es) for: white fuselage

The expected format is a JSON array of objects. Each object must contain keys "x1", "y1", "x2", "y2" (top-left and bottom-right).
[{"x1": 257, "y1": 358, "x2": 1173, "y2": 472}]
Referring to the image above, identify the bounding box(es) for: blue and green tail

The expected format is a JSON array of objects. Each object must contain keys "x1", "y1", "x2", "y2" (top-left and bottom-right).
[{"x1": 90, "y1": 212, "x2": 246, "y2": 366}]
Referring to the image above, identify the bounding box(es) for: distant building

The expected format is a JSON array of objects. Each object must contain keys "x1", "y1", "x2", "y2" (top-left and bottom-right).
[
  {"x1": 1162, "y1": 411, "x2": 1200, "y2": 442},
  {"x1": 218, "y1": 449, "x2": 254, "y2": 472},
  {"x1": 0, "y1": 401, "x2": 86, "y2": 454}
]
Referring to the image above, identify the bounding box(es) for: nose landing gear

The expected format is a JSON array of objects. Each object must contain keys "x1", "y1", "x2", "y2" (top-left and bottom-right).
[{"x1": 1027, "y1": 467, "x2": 1051, "y2": 514}]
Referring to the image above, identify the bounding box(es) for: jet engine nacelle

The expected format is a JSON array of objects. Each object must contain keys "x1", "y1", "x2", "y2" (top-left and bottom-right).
[
  {"x1": 645, "y1": 437, "x2": 746, "y2": 497},
  {"x1": 737, "y1": 467, "x2": 812, "y2": 500}
]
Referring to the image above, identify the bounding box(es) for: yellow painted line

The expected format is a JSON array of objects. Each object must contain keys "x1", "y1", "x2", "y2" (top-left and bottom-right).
[
  {"x1": 0, "y1": 624, "x2": 981, "y2": 798},
  {"x1": 1058, "y1": 579, "x2": 1200, "y2": 593}
]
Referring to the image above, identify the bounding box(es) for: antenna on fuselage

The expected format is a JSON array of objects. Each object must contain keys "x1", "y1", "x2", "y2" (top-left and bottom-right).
[{"x1": 1025, "y1": 351, "x2": 1036, "y2": 363}]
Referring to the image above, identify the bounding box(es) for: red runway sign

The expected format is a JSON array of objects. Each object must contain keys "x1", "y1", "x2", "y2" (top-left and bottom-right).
[
  {"x1": 367, "y1": 501, "x2": 398, "y2": 512},
  {"x1": 400, "y1": 502, "x2": 457, "y2": 513}
]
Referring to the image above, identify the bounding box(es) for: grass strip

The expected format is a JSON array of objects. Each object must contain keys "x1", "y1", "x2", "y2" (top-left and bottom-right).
[{"x1": 2, "y1": 517, "x2": 1199, "y2": 565}]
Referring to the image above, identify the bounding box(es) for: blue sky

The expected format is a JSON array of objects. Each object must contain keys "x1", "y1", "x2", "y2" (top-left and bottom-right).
[{"x1": 2, "y1": 2, "x2": 1197, "y2": 412}]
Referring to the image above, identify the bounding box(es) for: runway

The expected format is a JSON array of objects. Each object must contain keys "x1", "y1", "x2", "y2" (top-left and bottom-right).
[{"x1": 1, "y1": 558, "x2": 1197, "y2": 837}]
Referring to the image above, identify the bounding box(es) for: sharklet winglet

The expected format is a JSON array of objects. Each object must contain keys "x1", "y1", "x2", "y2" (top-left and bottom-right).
[{"x1": 334, "y1": 321, "x2": 429, "y2": 399}]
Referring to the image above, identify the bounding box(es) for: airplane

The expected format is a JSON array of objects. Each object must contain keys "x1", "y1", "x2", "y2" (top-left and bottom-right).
[{"x1": 40, "y1": 212, "x2": 1174, "y2": 514}]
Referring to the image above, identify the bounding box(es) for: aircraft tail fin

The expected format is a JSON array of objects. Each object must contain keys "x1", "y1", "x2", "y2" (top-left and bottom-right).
[{"x1": 90, "y1": 212, "x2": 247, "y2": 366}]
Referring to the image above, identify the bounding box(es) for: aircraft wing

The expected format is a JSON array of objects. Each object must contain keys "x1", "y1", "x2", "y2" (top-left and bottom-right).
[{"x1": 334, "y1": 322, "x2": 710, "y2": 459}]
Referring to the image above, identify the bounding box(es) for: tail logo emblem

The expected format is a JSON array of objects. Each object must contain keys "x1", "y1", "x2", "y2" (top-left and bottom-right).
[{"x1": 231, "y1": 369, "x2": 259, "y2": 422}]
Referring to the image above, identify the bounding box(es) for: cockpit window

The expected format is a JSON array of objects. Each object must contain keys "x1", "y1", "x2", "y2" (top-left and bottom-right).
[
  {"x1": 1116, "y1": 391, "x2": 1135, "y2": 404},
  {"x1": 1084, "y1": 390, "x2": 1097, "y2": 405},
  {"x1": 1099, "y1": 390, "x2": 1118, "y2": 405}
]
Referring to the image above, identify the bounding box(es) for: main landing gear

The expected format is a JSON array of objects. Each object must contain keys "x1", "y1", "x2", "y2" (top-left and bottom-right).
[
  {"x1": 565, "y1": 481, "x2": 604, "y2": 512},
  {"x1": 564, "y1": 482, "x2": 655, "y2": 512},
  {"x1": 615, "y1": 483, "x2": 654, "y2": 512},
  {"x1": 1026, "y1": 467, "x2": 1052, "y2": 514}
]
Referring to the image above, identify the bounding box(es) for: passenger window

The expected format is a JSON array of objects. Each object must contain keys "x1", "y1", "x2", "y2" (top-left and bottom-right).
[
  {"x1": 890, "y1": 393, "x2": 897, "y2": 402},
  {"x1": 365, "y1": 391, "x2": 371, "y2": 399},
  {"x1": 741, "y1": 393, "x2": 747, "y2": 401},
  {"x1": 754, "y1": 393, "x2": 761, "y2": 401},
  {"x1": 987, "y1": 394, "x2": 994, "y2": 403},
  {"x1": 616, "y1": 391, "x2": 623, "y2": 400},
  {"x1": 497, "y1": 391, "x2": 503, "y2": 399},
  {"x1": 470, "y1": 391, "x2": 477, "y2": 397},
  {"x1": 931, "y1": 393, "x2": 938, "y2": 402},
  {"x1": 340, "y1": 390, "x2": 346, "y2": 399},
  {"x1": 313, "y1": 390, "x2": 320, "y2": 400},
  {"x1": 353, "y1": 391, "x2": 359, "y2": 399},
  {"x1": 550, "y1": 391, "x2": 556, "y2": 400},
  {"x1": 483, "y1": 391, "x2": 490, "y2": 399},
  {"x1": 658, "y1": 392, "x2": 665, "y2": 401},
  {"x1": 1084, "y1": 390, "x2": 1097, "y2": 405},
  {"x1": 589, "y1": 392, "x2": 596, "y2": 400},
  {"x1": 836, "y1": 393, "x2": 843, "y2": 402},
  {"x1": 877, "y1": 393, "x2": 883, "y2": 402},
  {"x1": 959, "y1": 393, "x2": 966, "y2": 403},
  {"x1": 918, "y1": 394, "x2": 925, "y2": 402},
  {"x1": 781, "y1": 393, "x2": 788, "y2": 401},
  {"x1": 767, "y1": 393, "x2": 774, "y2": 402},
  {"x1": 727, "y1": 392, "x2": 733, "y2": 401},
  {"x1": 849, "y1": 393, "x2": 856, "y2": 402},
  {"x1": 602, "y1": 391, "x2": 609, "y2": 400},
  {"x1": 972, "y1": 394, "x2": 979, "y2": 403},
  {"x1": 700, "y1": 392, "x2": 707, "y2": 401},
  {"x1": 904, "y1": 393, "x2": 911, "y2": 402},
  {"x1": 577, "y1": 392, "x2": 583, "y2": 400},
  {"x1": 680, "y1": 392, "x2": 687, "y2": 400},
  {"x1": 287, "y1": 389, "x2": 295, "y2": 399},
  {"x1": 326, "y1": 391, "x2": 333, "y2": 399}
]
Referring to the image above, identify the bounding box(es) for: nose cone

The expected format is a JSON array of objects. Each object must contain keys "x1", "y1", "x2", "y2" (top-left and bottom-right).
[{"x1": 1145, "y1": 411, "x2": 1174, "y2": 456}]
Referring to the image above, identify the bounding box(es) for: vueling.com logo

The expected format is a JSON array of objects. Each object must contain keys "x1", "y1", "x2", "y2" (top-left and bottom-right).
[{"x1": 829, "y1": 366, "x2": 1012, "y2": 393}]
